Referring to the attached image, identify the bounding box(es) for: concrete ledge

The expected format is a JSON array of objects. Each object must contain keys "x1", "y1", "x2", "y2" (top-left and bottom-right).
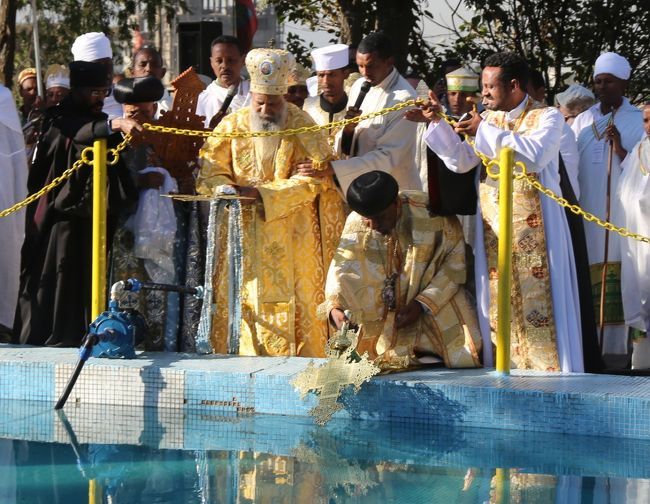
[{"x1": 2, "y1": 344, "x2": 650, "y2": 440}]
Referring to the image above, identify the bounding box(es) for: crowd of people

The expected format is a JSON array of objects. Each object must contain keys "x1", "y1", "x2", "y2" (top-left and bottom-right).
[{"x1": 1, "y1": 29, "x2": 648, "y2": 374}]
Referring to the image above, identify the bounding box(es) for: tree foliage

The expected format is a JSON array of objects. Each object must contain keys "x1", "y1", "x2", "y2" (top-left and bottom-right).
[
  {"x1": 438, "y1": 0, "x2": 650, "y2": 102},
  {"x1": 265, "y1": 0, "x2": 450, "y2": 86},
  {"x1": 5, "y1": 0, "x2": 185, "y2": 86}
]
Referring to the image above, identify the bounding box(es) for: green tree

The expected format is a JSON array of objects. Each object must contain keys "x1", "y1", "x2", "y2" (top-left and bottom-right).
[
  {"x1": 439, "y1": 0, "x2": 649, "y2": 102},
  {"x1": 0, "y1": 0, "x2": 19, "y2": 87},
  {"x1": 4, "y1": 0, "x2": 185, "y2": 87},
  {"x1": 266, "y1": 0, "x2": 451, "y2": 85}
]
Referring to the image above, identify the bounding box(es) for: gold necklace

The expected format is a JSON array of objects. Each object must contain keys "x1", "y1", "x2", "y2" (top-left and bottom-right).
[{"x1": 379, "y1": 233, "x2": 400, "y2": 313}]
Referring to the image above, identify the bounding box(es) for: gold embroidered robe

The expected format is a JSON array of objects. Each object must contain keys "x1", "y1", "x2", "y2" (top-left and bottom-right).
[
  {"x1": 425, "y1": 97, "x2": 584, "y2": 372},
  {"x1": 324, "y1": 191, "x2": 482, "y2": 371},
  {"x1": 197, "y1": 104, "x2": 345, "y2": 357}
]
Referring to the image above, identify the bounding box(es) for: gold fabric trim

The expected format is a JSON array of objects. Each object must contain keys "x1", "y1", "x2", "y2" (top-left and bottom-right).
[{"x1": 589, "y1": 262, "x2": 624, "y2": 325}]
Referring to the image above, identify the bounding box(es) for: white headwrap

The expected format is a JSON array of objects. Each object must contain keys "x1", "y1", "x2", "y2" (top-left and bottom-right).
[
  {"x1": 45, "y1": 64, "x2": 70, "y2": 90},
  {"x1": 554, "y1": 84, "x2": 595, "y2": 107},
  {"x1": 593, "y1": 52, "x2": 631, "y2": 80},
  {"x1": 71, "y1": 32, "x2": 113, "y2": 61}
]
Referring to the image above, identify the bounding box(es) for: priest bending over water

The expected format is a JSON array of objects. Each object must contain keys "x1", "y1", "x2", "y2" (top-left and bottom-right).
[{"x1": 323, "y1": 171, "x2": 483, "y2": 371}]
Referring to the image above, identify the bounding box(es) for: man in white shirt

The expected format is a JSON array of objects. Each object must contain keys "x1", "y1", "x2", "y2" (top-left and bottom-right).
[
  {"x1": 423, "y1": 52, "x2": 584, "y2": 372},
  {"x1": 195, "y1": 35, "x2": 250, "y2": 129},
  {"x1": 294, "y1": 32, "x2": 420, "y2": 195},
  {"x1": 571, "y1": 52, "x2": 644, "y2": 368}
]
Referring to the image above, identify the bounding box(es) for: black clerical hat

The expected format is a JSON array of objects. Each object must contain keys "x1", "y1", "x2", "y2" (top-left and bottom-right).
[
  {"x1": 113, "y1": 76, "x2": 165, "y2": 104},
  {"x1": 68, "y1": 61, "x2": 110, "y2": 88},
  {"x1": 347, "y1": 170, "x2": 399, "y2": 217}
]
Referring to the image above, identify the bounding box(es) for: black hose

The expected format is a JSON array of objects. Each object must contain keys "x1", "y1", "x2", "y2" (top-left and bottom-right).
[{"x1": 54, "y1": 334, "x2": 98, "y2": 410}]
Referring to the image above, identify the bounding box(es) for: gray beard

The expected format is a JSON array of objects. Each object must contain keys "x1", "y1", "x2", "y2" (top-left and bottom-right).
[
  {"x1": 249, "y1": 104, "x2": 288, "y2": 177},
  {"x1": 249, "y1": 103, "x2": 288, "y2": 132}
]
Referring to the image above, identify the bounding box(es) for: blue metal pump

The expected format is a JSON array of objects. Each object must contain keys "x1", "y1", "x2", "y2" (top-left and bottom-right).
[
  {"x1": 86, "y1": 299, "x2": 144, "y2": 359},
  {"x1": 54, "y1": 278, "x2": 203, "y2": 410}
]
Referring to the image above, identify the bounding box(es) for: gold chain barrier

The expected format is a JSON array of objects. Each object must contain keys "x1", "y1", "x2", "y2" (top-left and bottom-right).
[
  {"x1": 436, "y1": 111, "x2": 650, "y2": 245},
  {"x1": 141, "y1": 99, "x2": 419, "y2": 138},
  {"x1": 0, "y1": 101, "x2": 416, "y2": 218},
  {"x1": 0, "y1": 135, "x2": 131, "y2": 219},
  {"x1": 3, "y1": 100, "x2": 648, "y2": 245}
]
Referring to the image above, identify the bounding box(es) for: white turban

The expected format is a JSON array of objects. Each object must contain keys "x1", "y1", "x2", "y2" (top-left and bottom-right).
[
  {"x1": 555, "y1": 84, "x2": 595, "y2": 107},
  {"x1": 311, "y1": 44, "x2": 349, "y2": 71},
  {"x1": 45, "y1": 64, "x2": 70, "y2": 90},
  {"x1": 593, "y1": 52, "x2": 631, "y2": 80},
  {"x1": 71, "y1": 32, "x2": 113, "y2": 61}
]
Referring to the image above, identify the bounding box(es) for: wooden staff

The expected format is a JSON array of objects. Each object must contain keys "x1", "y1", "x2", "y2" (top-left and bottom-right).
[{"x1": 598, "y1": 133, "x2": 615, "y2": 346}]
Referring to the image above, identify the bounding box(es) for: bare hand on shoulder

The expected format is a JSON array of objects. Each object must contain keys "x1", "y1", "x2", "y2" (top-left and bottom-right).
[{"x1": 292, "y1": 159, "x2": 334, "y2": 178}]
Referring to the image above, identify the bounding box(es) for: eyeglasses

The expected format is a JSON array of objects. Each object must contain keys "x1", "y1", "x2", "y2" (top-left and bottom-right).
[{"x1": 85, "y1": 88, "x2": 112, "y2": 98}]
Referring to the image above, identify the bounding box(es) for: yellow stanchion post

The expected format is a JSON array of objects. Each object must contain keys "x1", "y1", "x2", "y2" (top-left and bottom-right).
[
  {"x1": 494, "y1": 468, "x2": 511, "y2": 503},
  {"x1": 88, "y1": 479, "x2": 101, "y2": 503},
  {"x1": 91, "y1": 139, "x2": 108, "y2": 320},
  {"x1": 496, "y1": 147, "x2": 514, "y2": 375}
]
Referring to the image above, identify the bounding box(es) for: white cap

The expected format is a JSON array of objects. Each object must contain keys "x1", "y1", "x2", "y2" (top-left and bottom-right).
[
  {"x1": 45, "y1": 64, "x2": 70, "y2": 90},
  {"x1": 71, "y1": 32, "x2": 113, "y2": 61},
  {"x1": 446, "y1": 67, "x2": 479, "y2": 92},
  {"x1": 306, "y1": 75, "x2": 318, "y2": 97},
  {"x1": 593, "y1": 52, "x2": 631, "y2": 80},
  {"x1": 555, "y1": 84, "x2": 595, "y2": 107},
  {"x1": 311, "y1": 44, "x2": 349, "y2": 71}
]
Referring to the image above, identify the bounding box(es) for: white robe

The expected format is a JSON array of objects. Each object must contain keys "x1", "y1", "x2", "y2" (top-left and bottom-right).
[
  {"x1": 616, "y1": 134, "x2": 650, "y2": 333},
  {"x1": 425, "y1": 96, "x2": 584, "y2": 372},
  {"x1": 572, "y1": 99, "x2": 643, "y2": 355},
  {"x1": 196, "y1": 79, "x2": 250, "y2": 128},
  {"x1": 331, "y1": 68, "x2": 421, "y2": 195},
  {"x1": 559, "y1": 122, "x2": 581, "y2": 199},
  {"x1": 0, "y1": 85, "x2": 28, "y2": 329}
]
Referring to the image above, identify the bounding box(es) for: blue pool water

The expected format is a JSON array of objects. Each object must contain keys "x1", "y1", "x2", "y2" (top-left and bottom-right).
[{"x1": 0, "y1": 401, "x2": 649, "y2": 503}]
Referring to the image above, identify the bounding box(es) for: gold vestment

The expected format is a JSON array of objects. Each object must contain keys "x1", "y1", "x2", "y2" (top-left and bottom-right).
[
  {"x1": 481, "y1": 101, "x2": 560, "y2": 370},
  {"x1": 197, "y1": 104, "x2": 345, "y2": 356},
  {"x1": 324, "y1": 191, "x2": 482, "y2": 371}
]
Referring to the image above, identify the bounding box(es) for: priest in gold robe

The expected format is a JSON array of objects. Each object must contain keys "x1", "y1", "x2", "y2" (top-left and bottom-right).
[
  {"x1": 324, "y1": 171, "x2": 482, "y2": 371},
  {"x1": 196, "y1": 48, "x2": 345, "y2": 357}
]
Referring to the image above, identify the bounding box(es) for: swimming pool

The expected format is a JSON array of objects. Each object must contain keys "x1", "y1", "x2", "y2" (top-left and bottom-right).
[{"x1": 1, "y1": 400, "x2": 649, "y2": 503}]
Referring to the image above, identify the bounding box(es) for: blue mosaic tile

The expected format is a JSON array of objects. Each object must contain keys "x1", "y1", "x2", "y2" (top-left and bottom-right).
[{"x1": 4, "y1": 344, "x2": 650, "y2": 440}]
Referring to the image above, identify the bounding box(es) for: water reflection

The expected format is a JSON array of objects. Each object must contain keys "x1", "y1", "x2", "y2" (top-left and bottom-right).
[{"x1": 0, "y1": 402, "x2": 648, "y2": 503}]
